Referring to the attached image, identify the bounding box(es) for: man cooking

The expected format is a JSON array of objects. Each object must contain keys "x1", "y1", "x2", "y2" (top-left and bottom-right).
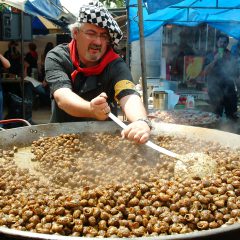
[{"x1": 45, "y1": 1, "x2": 151, "y2": 144}]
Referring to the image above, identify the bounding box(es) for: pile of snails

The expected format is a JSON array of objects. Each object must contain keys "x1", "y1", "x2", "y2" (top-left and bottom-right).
[{"x1": 0, "y1": 132, "x2": 239, "y2": 237}]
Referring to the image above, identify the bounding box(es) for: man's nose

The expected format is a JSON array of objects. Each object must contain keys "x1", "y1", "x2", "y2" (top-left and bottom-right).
[{"x1": 94, "y1": 36, "x2": 102, "y2": 44}]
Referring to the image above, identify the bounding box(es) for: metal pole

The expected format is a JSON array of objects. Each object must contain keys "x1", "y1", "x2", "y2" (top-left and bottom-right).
[
  {"x1": 213, "y1": 28, "x2": 217, "y2": 52},
  {"x1": 137, "y1": 0, "x2": 148, "y2": 111},
  {"x1": 205, "y1": 24, "x2": 209, "y2": 53},
  {"x1": 198, "y1": 28, "x2": 201, "y2": 51},
  {"x1": 20, "y1": 11, "x2": 25, "y2": 119},
  {"x1": 126, "y1": 4, "x2": 130, "y2": 68}
]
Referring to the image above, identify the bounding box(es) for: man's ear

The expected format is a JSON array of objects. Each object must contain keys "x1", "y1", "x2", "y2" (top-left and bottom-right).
[{"x1": 73, "y1": 29, "x2": 79, "y2": 40}]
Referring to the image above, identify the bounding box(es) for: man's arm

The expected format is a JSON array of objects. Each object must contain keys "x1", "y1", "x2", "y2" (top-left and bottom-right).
[
  {"x1": 203, "y1": 59, "x2": 216, "y2": 75},
  {"x1": 120, "y1": 94, "x2": 147, "y2": 122},
  {"x1": 53, "y1": 88, "x2": 110, "y2": 120},
  {"x1": 0, "y1": 54, "x2": 10, "y2": 69},
  {"x1": 203, "y1": 52, "x2": 220, "y2": 75}
]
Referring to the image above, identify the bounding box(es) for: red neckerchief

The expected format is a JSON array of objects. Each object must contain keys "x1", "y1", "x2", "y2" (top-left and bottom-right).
[{"x1": 68, "y1": 39, "x2": 120, "y2": 82}]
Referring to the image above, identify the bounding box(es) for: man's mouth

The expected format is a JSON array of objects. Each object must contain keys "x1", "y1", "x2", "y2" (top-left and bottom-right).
[
  {"x1": 89, "y1": 45, "x2": 101, "y2": 53},
  {"x1": 89, "y1": 48, "x2": 99, "y2": 54}
]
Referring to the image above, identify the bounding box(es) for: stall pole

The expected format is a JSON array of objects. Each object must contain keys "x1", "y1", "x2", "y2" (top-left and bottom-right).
[
  {"x1": 20, "y1": 10, "x2": 25, "y2": 119},
  {"x1": 126, "y1": 3, "x2": 130, "y2": 68},
  {"x1": 137, "y1": 0, "x2": 148, "y2": 111},
  {"x1": 198, "y1": 28, "x2": 201, "y2": 51},
  {"x1": 214, "y1": 28, "x2": 217, "y2": 52},
  {"x1": 205, "y1": 24, "x2": 209, "y2": 52}
]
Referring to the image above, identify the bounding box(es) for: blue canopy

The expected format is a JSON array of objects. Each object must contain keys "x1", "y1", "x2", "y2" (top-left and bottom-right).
[{"x1": 127, "y1": 0, "x2": 240, "y2": 42}]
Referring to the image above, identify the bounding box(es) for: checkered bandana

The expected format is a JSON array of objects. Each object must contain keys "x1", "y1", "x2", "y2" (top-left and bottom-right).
[{"x1": 78, "y1": 1, "x2": 123, "y2": 46}]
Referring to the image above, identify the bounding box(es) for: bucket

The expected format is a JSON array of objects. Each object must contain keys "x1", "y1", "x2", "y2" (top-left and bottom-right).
[{"x1": 153, "y1": 91, "x2": 168, "y2": 110}]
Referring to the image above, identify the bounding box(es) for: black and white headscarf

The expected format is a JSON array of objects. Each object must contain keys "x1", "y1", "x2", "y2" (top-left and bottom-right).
[{"x1": 78, "y1": 1, "x2": 123, "y2": 46}]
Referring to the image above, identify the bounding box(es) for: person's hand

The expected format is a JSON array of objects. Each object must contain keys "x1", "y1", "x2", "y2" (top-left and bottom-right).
[
  {"x1": 213, "y1": 53, "x2": 218, "y2": 62},
  {"x1": 90, "y1": 92, "x2": 110, "y2": 120},
  {"x1": 121, "y1": 120, "x2": 151, "y2": 144},
  {"x1": 206, "y1": 53, "x2": 220, "y2": 71}
]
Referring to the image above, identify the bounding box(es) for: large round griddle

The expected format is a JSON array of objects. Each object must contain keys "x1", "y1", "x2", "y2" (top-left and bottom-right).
[{"x1": 0, "y1": 121, "x2": 240, "y2": 240}]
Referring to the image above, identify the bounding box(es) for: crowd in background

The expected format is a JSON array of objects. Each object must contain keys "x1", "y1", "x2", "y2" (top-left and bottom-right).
[{"x1": 0, "y1": 40, "x2": 54, "y2": 126}]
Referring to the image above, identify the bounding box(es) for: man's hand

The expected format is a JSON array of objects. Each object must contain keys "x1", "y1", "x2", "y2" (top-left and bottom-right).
[
  {"x1": 90, "y1": 92, "x2": 111, "y2": 120},
  {"x1": 121, "y1": 120, "x2": 151, "y2": 144}
]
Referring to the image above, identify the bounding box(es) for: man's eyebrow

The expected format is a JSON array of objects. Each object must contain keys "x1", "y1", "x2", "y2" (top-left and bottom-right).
[
  {"x1": 84, "y1": 29, "x2": 95, "y2": 32},
  {"x1": 85, "y1": 29, "x2": 108, "y2": 34}
]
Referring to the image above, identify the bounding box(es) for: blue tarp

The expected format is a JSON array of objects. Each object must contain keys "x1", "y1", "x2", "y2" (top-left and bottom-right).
[
  {"x1": 25, "y1": 0, "x2": 63, "y2": 22},
  {"x1": 143, "y1": 0, "x2": 184, "y2": 14},
  {"x1": 127, "y1": 0, "x2": 240, "y2": 42},
  {"x1": 32, "y1": 16, "x2": 54, "y2": 35}
]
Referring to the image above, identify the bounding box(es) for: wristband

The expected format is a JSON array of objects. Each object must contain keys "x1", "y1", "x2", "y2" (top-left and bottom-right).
[{"x1": 137, "y1": 118, "x2": 153, "y2": 130}]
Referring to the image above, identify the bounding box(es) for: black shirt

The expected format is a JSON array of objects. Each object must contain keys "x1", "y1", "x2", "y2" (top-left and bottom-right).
[
  {"x1": 45, "y1": 44, "x2": 138, "y2": 123},
  {"x1": 4, "y1": 48, "x2": 21, "y2": 75},
  {"x1": 204, "y1": 49, "x2": 237, "y2": 88},
  {"x1": 24, "y1": 51, "x2": 38, "y2": 77}
]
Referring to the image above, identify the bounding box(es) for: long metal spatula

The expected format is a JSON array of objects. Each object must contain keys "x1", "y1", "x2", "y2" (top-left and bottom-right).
[
  {"x1": 108, "y1": 112, "x2": 218, "y2": 180},
  {"x1": 108, "y1": 112, "x2": 180, "y2": 159}
]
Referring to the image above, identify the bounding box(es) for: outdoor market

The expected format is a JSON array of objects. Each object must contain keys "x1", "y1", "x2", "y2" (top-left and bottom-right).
[{"x1": 0, "y1": 1, "x2": 240, "y2": 240}]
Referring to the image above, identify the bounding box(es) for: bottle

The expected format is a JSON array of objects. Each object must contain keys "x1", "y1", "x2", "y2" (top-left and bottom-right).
[{"x1": 186, "y1": 95, "x2": 195, "y2": 109}]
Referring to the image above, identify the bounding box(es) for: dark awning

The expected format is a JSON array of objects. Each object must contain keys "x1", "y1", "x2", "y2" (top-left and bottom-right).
[{"x1": 32, "y1": 15, "x2": 62, "y2": 35}]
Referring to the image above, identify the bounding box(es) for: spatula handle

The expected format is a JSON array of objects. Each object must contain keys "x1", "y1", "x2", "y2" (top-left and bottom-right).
[
  {"x1": 145, "y1": 141, "x2": 179, "y2": 159},
  {"x1": 108, "y1": 112, "x2": 127, "y2": 129},
  {"x1": 108, "y1": 112, "x2": 180, "y2": 159}
]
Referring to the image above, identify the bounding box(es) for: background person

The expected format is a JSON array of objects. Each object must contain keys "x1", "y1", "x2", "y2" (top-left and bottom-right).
[
  {"x1": 45, "y1": 1, "x2": 151, "y2": 144},
  {"x1": 231, "y1": 40, "x2": 240, "y2": 92},
  {"x1": 23, "y1": 42, "x2": 52, "y2": 109},
  {"x1": 231, "y1": 40, "x2": 240, "y2": 58},
  {"x1": 0, "y1": 53, "x2": 11, "y2": 124},
  {"x1": 4, "y1": 40, "x2": 21, "y2": 75},
  {"x1": 203, "y1": 33, "x2": 238, "y2": 121},
  {"x1": 24, "y1": 42, "x2": 38, "y2": 78},
  {"x1": 36, "y1": 42, "x2": 55, "y2": 107}
]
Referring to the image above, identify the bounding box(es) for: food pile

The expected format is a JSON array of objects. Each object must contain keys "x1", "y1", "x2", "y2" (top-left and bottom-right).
[
  {"x1": 149, "y1": 110, "x2": 219, "y2": 126},
  {"x1": 0, "y1": 132, "x2": 240, "y2": 237}
]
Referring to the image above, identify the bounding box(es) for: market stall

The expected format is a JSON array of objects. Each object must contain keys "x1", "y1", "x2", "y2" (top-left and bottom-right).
[{"x1": 127, "y1": 0, "x2": 240, "y2": 113}]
